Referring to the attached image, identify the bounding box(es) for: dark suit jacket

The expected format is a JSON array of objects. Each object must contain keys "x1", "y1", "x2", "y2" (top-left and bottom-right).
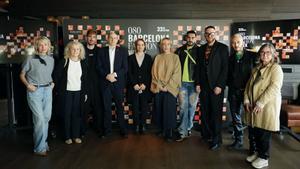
[
  {"x1": 195, "y1": 41, "x2": 229, "y2": 90},
  {"x1": 96, "y1": 46, "x2": 128, "y2": 91},
  {"x1": 53, "y1": 58, "x2": 88, "y2": 115},
  {"x1": 127, "y1": 53, "x2": 153, "y2": 103}
]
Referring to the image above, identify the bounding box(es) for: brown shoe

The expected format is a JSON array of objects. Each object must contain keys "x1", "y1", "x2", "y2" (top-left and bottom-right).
[{"x1": 34, "y1": 151, "x2": 47, "y2": 157}]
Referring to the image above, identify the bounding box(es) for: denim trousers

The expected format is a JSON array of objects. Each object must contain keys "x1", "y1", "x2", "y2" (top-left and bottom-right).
[
  {"x1": 27, "y1": 86, "x2": 52, "y2": 153},
  {"x1": 178, "y1": 82, "x2": 199, "y2": 136}
]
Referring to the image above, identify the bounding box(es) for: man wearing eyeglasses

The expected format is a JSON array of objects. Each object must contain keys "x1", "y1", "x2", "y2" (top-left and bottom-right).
[{"x1": 195, "y1": 26, "x2": 229, "y2": 151}]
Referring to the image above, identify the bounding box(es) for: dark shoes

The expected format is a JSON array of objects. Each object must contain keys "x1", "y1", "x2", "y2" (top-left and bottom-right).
[
  {"x1": 34, "y1": 151, "x2": 47, "y2": 157},
  {"x1": 175, "y1": 133, "x2": 186, "y2": 142},
  {"x1": 209, "y1": 143, "x2": 221, "y2": 151},
  {"x1": 100, "y1": 132, "x2": 112, "y2": 139},
  {"x1": 135, "y1": 125, "x2": 146, "y2": 134},
  {"x1": 121, "y1": 133, "x2": 128, "y2": 138},
  {"x1": 227, "y1": 141, "x2": 243, "y2": 150}
]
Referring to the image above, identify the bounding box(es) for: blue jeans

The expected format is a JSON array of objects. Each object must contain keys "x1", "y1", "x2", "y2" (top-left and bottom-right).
[
  {"x1": 178, "y1": 82, "x2": 199, "y2": 136},
  {"x1": 27, "y1": 86, "x2": 52, "y2": 153}
]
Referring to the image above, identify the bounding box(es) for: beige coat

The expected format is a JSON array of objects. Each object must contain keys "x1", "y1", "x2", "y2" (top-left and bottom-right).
[
  {"x1": 151, "y1": 53, "x2": 181, "y2": 97},
  {"x1": 244, "y1": 62, "x2": 283, "y2": 131}
]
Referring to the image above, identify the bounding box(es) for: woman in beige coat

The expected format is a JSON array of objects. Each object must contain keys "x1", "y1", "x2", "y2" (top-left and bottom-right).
[{"x1": 244, "y1": 43, "x2": 283, "y2": 169}]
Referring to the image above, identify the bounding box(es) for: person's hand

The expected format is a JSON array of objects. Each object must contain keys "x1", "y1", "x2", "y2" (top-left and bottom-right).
[
  {"x1": 140, "y1": 84, "x2": 146, "y2": 90},
  {"x1": 244, "y1": 103, "x2": 252, "y2": 113},
  {"x1": 133, "y1": 84, "x2": 140, "y2": 91},
  {"x1": 106, "y1": 74, "x2": 117, "y2": 82},
  {"x1": 214, "y1": 87, "x2": 222, "y2": 95},
  {"x1": 160, "y1": 86, "x2": 168, "y2": 92},
  {"x1": 51, "y1": 82, "x2": 55, "y2": 89},
  {"x1": 196, "y1": 85, "x2": 201, "y2": 93},
  {"x1": 252, "y1": 105, "x2": 263, "y2": 114},
  {"x1": 84, "y1": 95, "x2": 88, "y2": 102},
  {"x1": 27, "y1": 84, "x2": 37, "y2": 92}
]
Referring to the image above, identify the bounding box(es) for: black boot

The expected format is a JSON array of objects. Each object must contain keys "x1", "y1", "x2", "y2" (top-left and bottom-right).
[
  {"x1": 165, "y1": 129, "x2": 173, "y2": 142},
  {"x1": 139, "y1": 124, "x2": 146, "y2": 134},
  {"x1": 228, "y1": 140, "x2": 243, "y2": 150},
  {"x1": 135, "y1": 125, "x2": 139, "y2": 134}
]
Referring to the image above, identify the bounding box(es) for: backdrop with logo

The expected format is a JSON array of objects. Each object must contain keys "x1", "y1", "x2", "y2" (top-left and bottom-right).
[{"x1": 62, "y1": 19, "x2": 231, "y2": 57}]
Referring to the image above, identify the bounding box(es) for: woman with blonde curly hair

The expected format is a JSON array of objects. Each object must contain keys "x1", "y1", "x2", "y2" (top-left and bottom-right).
[{"x1": 53, "y1": 41, "x2": 88, "y2": 145}]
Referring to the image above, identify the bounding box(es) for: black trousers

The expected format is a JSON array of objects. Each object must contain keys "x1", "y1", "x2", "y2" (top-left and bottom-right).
[
  {"x1": 252, "y1": 127, "x2": 272, "y2": 159},
  {"x1": 200, "y1": 88, "x2": 224, "y2": 145},
  {"x1": 102, "y1": 85, "x2": 127, "y2": 134},
  {"x1": 228, "y1": 88, "x2": 244, "y2": 142},
  {"x1": 153, "y1": 92, "x2": 177, "y2": 137},
  {"x1": 64, "y1": 91, "x2": 81, "y2": 139},
  {"x1": 248, "y1": 126, "x2": 256, "y2": 154},
  {"x1": 86, "y1": 83, "x2": 103, "y2": 134},
  {"x1": 132, "y1": 92, "x2": 148, "y2": 126}
]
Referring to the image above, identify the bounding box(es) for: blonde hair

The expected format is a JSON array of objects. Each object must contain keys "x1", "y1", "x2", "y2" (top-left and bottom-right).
[
  {"x1": 159, "y1": 37, "x2": 172, "y2": 53},
  {"x1": 64, "y1": 41, "x2": 85, "y2": 60},
  {"x1": 34, "y1": 36, "x2": 52, "y2": 55}
]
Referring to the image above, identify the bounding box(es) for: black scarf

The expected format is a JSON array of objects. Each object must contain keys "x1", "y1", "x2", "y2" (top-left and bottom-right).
[{"x1": 34, "y1": 55, "x2": 47, "y2": 66}]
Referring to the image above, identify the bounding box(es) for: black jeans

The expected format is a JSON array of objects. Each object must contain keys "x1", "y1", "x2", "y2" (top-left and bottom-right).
[
  {"x1": 252, "y1": 127, "x2": 272, "y2": 159},
  {"x1": 228, "y1": 88, "x2": 244, "y2": 143}
]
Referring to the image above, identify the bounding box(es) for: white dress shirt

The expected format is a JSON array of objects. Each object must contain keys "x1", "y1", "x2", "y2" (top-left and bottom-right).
[{"x1": 109, "y1": 46, "x2": 116, "y2": 74}]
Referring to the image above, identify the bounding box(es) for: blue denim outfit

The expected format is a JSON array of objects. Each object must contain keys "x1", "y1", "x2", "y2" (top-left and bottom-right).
[
  {"x1": 27, "y1": 86, "x2": 52, "y2": 153},
  {"x1": 178, "y1": 82, "x2": 198, "y2": 137}
]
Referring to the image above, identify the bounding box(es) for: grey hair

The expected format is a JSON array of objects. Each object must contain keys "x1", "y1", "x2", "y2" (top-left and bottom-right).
[{"x1": 258, "y1": 43, "x2": 280, "y2": 64}]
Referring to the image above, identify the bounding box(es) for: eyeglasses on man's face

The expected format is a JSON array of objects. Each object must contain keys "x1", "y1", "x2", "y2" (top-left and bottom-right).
[{"x1": 204, "y1": 32, "x2": 215, "y2": 36}]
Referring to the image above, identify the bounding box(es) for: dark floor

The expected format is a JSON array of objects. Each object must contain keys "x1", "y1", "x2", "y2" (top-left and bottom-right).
[{"x1": 0, "y1": 126, "x2": 300, "y2": 169}]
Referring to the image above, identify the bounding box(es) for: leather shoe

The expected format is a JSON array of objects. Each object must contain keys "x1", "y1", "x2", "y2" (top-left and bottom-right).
[
  {"x1": 101, "y1": 132, "x2": 111, "y2": 139},
  {"x1": 227, "y1": 141, "x2": 243, "y2": 150},
  {"x1": 34, "y1": 151, "x2": 47, "y2": 157},
  {"x1": 209, "y1": 143, "x2": 220, "y2": 151},
  {"x1": 121, "y1": 131, "x2": 128, "y2": 138}
]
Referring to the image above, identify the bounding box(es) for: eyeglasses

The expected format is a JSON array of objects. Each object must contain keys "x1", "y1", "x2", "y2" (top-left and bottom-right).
[
  {"x1": 260, "y1": 51, "x2": 272, "y2": 55},
  {"x1": 204, "y1": 32, "x2": 215, "y2": 36}
]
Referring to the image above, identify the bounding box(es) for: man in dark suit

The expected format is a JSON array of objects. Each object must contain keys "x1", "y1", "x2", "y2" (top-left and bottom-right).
[
  {"x1": 96, "y1": 31, "x2": 128, "y2": 138},
  {"x1": 195, "y1": 26, "x2": 229, "y2": 150}
]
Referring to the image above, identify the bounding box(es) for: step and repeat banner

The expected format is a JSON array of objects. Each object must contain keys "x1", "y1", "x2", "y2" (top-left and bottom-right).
[
  {"x1": 232, "y1": 19, "x2": 300, "y2": 65},
  {"x1": 62, "y1": 19, "x2": 231, "y2": 57},
  {"x1": 0, "y1": 19, "x2": 57, "y2": 64}
]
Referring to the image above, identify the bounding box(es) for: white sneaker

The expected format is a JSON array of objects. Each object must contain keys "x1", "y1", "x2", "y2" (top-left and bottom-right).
[
  {"x1": 251, "y1": 158, "x2": 269, "y2": 169},
  {"x1": 246, "y1": 152, "x2": 258, "y2": 163}
]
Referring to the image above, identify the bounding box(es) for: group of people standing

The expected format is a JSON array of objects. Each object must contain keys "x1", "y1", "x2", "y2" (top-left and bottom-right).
[{"x1": 20, "y1": 25, "x2": 283, "y2": 169}]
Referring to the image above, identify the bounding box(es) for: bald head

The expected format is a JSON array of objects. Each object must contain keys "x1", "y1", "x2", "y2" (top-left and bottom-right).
[{"x1": 231, "y1": 33, "x2": 244, "y2": 52}]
